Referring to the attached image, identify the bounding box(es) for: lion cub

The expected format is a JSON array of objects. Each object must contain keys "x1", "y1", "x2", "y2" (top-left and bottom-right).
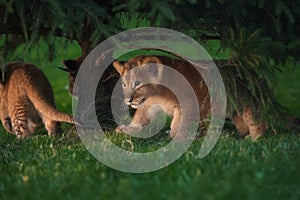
[
  {"x1": 113, "y1": 56, "x2": 267, "y2": 139},
  {"x1": 0, "y1": 62, "x2": 74, "y2": 138}
]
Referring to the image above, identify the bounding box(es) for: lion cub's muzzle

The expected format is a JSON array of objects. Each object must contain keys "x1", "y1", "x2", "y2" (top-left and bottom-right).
[
  {"x1": 124, "y1": 95, "x2": 145, "y2": 109},
  {"x1": 124, "y1": 97, "x2": 133, "y2": 106}
]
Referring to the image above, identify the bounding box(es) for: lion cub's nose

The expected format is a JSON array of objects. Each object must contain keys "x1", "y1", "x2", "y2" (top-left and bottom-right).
[{"x1": 124, "y1": 97, "x2": 133, "y2": 105}]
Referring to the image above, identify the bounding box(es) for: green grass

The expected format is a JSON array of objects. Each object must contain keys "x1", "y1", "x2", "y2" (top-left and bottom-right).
[
  {"x1": 0, "y1": 38, "x2": 300, "y2": 199},
  {"x1": 1, "y1": 131, "x2": 300, "y2": 200}
]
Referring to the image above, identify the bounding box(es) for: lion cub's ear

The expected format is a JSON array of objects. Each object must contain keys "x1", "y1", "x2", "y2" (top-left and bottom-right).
[
  {"x1": 60, "y1": 59, "x2": 81, "y2": 74},
  {"x1": 143, "y1": 56, "x2": 162, "y2": 65},
  {"x1": 144, "y1": 56, "x2": 163, "y2": 81},
  {"x1": 113, "y1": 61, "x2": 125, "y2": 76}
]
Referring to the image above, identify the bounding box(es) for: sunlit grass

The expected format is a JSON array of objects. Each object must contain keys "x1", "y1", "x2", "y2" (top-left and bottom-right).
[{"x1": 0, "y1": 129, "x2": 300, "y2": 200}]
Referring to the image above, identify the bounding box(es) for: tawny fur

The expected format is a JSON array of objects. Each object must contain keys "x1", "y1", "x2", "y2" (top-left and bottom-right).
[
  {"x1": 0, "y1": 62, "x2": 74, "y2": 138},
  {"x1": 113, "y1": 55, "x2": 267, "y2": 139}
]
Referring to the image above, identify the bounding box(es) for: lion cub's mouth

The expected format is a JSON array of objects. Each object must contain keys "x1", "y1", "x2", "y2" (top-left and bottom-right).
[{"x1": 127, "y1": 97, "x2": 145, "y2": 109}]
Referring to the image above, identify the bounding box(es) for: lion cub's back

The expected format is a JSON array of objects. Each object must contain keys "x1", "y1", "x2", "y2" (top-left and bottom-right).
[
  {"x1": 5, "y1": 62, "x2": 55, "y2": 104},
  {"x1": 156, "y1": 56, "x2": 211, "y2": 119}
]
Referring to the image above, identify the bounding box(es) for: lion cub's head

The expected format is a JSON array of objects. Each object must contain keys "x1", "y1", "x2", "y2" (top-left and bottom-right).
[
  {"x1": 113, "y1": 56, "x2": 164, "y2": 108},
  {"x1": 61, "y1": 58, "x2": 82, "y2": 95}
]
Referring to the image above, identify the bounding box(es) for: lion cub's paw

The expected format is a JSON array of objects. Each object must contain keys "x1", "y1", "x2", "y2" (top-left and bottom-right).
[
  {"x1": 115, "y1": 125, "x2": 133, "y2": 134},
  {"x1": 115, "y1": 125, "x2": 125, "y2": 133},
  {"x1": 115, "y1": 125, "x2": 142, "y2": 134}
]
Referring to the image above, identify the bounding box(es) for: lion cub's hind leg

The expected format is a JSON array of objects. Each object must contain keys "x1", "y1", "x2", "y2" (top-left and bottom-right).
[
  {"x1": 2, "y1": 117, "x2": 13, "y2": 133},
  {"x1": 232, "y1": 116, "x2": 249, "y2": 137},
  {"x1": 11, "y1": 113, "x2": 32, "y2": 138},
  {"x1": 233, "y1": 108, "x2": 267, "y2": 139},
  {"x1": 9, "y1": 102, "x2": 33, "y2": 138},
  {"x1": 43, "y1": 117, "x2": 62, "y2": 136},
  {"x1": 242, "y1": 108, "x2": 268, "y2": 139}
]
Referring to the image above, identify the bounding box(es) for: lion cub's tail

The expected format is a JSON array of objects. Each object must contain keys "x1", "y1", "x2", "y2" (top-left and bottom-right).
[{"x1": 25, "y1": 79, "x2": 74, "y2": 124}]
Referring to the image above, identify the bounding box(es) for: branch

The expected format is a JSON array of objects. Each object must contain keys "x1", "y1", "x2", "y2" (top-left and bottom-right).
[
  {"x1": 78, "y1": 18, "x2": 93, "y2": 59},
  {"x1": 0, "y1": 23, "x2": 93, "y2": 60},
  {"x1": 0, "y1": 25, "x2": 78, "y2": 41},
  {"x1": 201, "y1": 34, "x2": 221, "y2": 41}
]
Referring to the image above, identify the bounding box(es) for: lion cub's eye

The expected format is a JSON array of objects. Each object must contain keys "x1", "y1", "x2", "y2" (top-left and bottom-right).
[{"x1": 134, "y1": 81, "x2": 141, "y2": 87}]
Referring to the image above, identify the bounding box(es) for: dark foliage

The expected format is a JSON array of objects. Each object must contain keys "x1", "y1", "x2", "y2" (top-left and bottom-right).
[{"x1": 1, "y1": 0, "x2": 299, "y2": 128}]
